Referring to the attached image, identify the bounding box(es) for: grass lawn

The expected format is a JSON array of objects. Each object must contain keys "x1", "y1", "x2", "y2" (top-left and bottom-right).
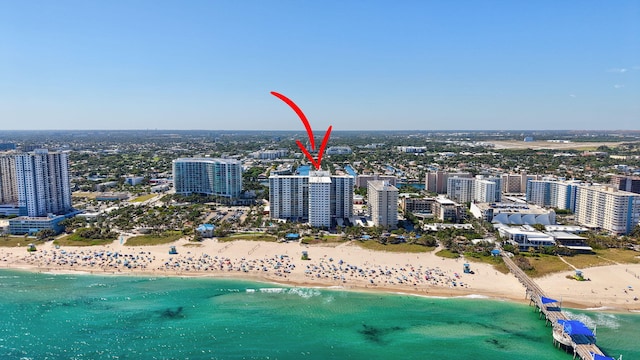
[
  {"x1": 54, "y1": 233, "x2": 115, "y2": 246},
  {"x1": 355, "y1": 240, "x2": 435, "y2": 253},
  {"x1": 564, "y1": 248, "x2": 640, "y2": 269},
  {"x1": 301, "y1": 235, "x2": 347, "y2": 244},
  {"x1": 463, "y1": 252, "x2": 510, "y2": 274},
  {"x1": 72, "y1": 191, "x2": 99, "y2": 199},
  {"x1": 0, "y1": 236, "x2": 45, "y2": 247},
  {"x1": 436, "y1": 249, "x2": 460, "y2": 258},
  {"x1": 217, "y1": 233, "x2": 277, "y2": 242},
  {"x1": 125, "y1": 231, "x2": 183, "y2": 246},
  {"x1": 130, "y1": 194, "x2": 156, "y2": 203},
  {"x1": 520, "y1": 253, "x2": 572, "y2": 278}
]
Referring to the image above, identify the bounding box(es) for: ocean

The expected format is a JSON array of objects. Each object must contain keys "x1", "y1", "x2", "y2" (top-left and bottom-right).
[{"x1": 0, "y1": 269, "x2": 637, "y2": 360}]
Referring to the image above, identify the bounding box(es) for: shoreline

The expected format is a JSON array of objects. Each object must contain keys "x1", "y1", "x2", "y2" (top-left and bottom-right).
[{"x1": 1, "y1": 238, "x2": 639, "y2": 312}]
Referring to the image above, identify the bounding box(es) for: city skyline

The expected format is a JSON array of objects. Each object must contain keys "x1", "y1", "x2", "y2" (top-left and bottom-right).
[{"x1": 1, "y1": 1, "x2": 639, "y2": 131}]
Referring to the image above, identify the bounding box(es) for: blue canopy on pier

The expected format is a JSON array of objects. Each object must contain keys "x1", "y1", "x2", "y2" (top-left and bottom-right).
[
  {"x1": 557, "y1": 320, "x2": 595, "y2": 337},
  {"x1": 541, "y1": 296, "x2": 558, "y2": 304},
  {"x1": 590, "y1": 352, "x2": 615, "y2": 360}
]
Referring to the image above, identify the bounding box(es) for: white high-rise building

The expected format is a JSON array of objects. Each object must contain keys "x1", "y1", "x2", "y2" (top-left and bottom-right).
[
  {"x1": 172, "y1": 158, "x2": 242, "y2": 199},
  {"x1": 526, "y1": 179, "x2": 580, "y2": 212},
  {"x1": 15, "y1": 150, "x2": 72, "y2": 217},
  {"x1": 0, "y1": 155, "x2": 18, "y2": 204},
  {"x1": 309, "y1": 171, "x2": 331, "y2": 227},
  {"x1": 474, "y1": 176, "x2": 501, "y2": 203},
  {"x1": 447, "y1": 177, "x2": 475, "y2": 203},
  {"x1": 368, "y1": 180, "x2": 398, "y2": 228},
  {"x1": 574, "y1": 185, "x2": 640, "y2": 235},
  {"x1": 269, "y1": 175, "x2": 308, "y2": 221},
  {"x1": 269, "y1": 171, "x2": 353, "y2": 227},
  {"x1": 331, "y1": 174, "x2": 354, "y2": 219}
]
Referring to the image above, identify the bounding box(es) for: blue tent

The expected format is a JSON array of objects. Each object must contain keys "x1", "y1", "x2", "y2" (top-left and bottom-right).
[
  {"x1": 557, "y1": 320, "x2": 595, "y2": 337},
  {"x1": 541, "y1": 296, "x2": 558, "y2": 304},
  {"x1": 591, "y1": 352, "x2": 615, "y2": 360}
]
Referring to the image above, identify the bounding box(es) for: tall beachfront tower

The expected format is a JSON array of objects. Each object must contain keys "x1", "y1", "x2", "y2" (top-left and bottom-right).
[
  {"x1": 331, "y1": 174, "x2": 354, "y2": 220},
  {"x1": 269, "y1": 170, "x2": 354, "y2": 227},
  {"x1": 172, "y1": 158, "x2": 242, "y2": 199},
  {"x1": 308, "y1": 171, "x2": 331, "y2": 228},
  {"x1": 526, "y1": 179, "x2": 580, "y2": 212},
  {"x1": 368, "y1": 180, "x2": 398, "y2": 228},
  {"x1": 15, "y1": 150, "x2": 72, "y2": 217},
  {"x1": 0, "y1": 155, "x2": 18, "y2": 204},
  {"x1": 574, "y1": 185, "x2": 640, "y2": 235},
  {"x1": 447, "y1": 176, "x2": 475, "y2": 203},
  {"x1": 269, "y1": 174, "x2": 309, "y2": 221},
  {"x1": 474, "y1": 176, "x2": 501, "y2": 203}
]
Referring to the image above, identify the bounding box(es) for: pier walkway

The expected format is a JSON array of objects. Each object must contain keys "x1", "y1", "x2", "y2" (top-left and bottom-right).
[{"x1": 501, "y1": 253, "x2": 609, "y2": 360}]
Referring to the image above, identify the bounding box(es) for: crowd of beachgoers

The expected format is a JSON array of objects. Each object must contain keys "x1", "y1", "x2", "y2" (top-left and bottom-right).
[
  {"x1": 1, "y1": 246, "x2": 469, "y2": 291},
  {"x1": 1, "y1": 239, "x2": 639, "y2": 310}
]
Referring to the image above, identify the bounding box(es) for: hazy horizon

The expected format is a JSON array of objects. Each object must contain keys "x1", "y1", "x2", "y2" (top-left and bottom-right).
[{"x1": 2, "y1": 1, "x2": 638, "y2": 131}]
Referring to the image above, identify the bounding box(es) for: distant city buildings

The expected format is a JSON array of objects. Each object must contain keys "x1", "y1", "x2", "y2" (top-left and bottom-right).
[
  {"x1": 501, "y1": 172, "x2": 542, "y2": 194},
  {"x1": 397, "y1": 146, "x2": 426, "y2": 153},
  {"x1": 172, "y1": 158, "x2": 242, "y2": 199},
  {"x1": 325, "y1": 146, "x2": 352, "y2": 155},
  {"x1": 355, "y1": 174, "x2": 396, "y2": 188},
  {"x1": 367, "y1": 180, "x2": 398, "y2": 228},
  {"x1": 15, "y1": 150, "x2": 72, "y2": 217},
  {"x1": 250, "y1": 149, "x2": 289, "y2": 160},
  {"x1": 425, "y1": 171, "x2": 472, "y2": 194},
  {"x1": 269, "y1": 171, "x2": 354, "y2": 228},
  {"x1": 124, "y1": 176, "x2": 145, "y2": 186}
]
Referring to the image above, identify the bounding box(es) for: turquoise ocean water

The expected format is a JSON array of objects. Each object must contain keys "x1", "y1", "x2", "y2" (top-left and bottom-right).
[{"x1": 1, "y1": 269, "x2": 638, "y2": 360}]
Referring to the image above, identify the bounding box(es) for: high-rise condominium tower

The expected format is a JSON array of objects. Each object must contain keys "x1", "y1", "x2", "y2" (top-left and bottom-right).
[{"x1": 15, "y1": 150, "x2": 72, "y2": 217}]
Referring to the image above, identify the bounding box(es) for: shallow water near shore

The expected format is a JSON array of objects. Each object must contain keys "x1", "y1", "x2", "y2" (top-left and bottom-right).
[{"x1": 0, "y1": 269, "x2": 637, "y2": 359}]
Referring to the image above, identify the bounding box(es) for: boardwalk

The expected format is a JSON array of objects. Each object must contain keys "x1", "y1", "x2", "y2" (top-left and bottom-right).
[{"x1": 501, "y1": 254, "x2": 609, "y2": 360}]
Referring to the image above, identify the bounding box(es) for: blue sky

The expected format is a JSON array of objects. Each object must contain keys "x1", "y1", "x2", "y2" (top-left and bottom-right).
[{"x1": 1, "y1": 1, "x2": 638, "y2": 131}]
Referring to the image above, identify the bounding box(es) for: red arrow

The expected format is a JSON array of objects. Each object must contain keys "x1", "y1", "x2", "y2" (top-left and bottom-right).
[{"x1": 271, "y1": 91, "x2": 332, "y2": 170}]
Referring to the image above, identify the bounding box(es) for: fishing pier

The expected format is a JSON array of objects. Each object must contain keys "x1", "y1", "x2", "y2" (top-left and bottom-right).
[{"x1": 501, "y1": 253, "x2": 617, "y2": 360}]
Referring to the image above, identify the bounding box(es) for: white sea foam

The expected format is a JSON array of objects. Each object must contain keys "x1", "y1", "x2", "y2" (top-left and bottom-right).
[
  {"x1": 563, "y1": 310, "x2": 621, "y2": 330},
  {"x1": 454, "y1": 294, "x2": 490, "y2": 299}
]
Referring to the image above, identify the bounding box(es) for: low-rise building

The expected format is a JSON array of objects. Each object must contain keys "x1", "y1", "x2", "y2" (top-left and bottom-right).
[
  {"x1": 432, "y1": 197, "x2": 464, "y2": 223},
  {"x1": 470, "y1": 202, "x2": 556, "y2": 225},
  {"x1": 546, "y1": 231, "x2": 593, "y2": 253},
  {"x1": 196, "y1": 224, "x2": 216, "y2": 238},
  {"x1": 497, "y1": 225, "x2": 556, "y2": 251},
  {"x1": 9, "y1": 215, "x2": 66, "y2": 235},
  {"x1": 401, "y1": 197, "x2": 435, "y2": 214},
  {"x1": 124, "y1": 176, "x2": 145, "y2": 186}
]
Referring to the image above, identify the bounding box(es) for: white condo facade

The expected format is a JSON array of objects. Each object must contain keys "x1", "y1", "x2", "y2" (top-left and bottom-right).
[
  {"x1": 368, "y1": 180, "x2": 398, "y2": 228},
  {"x1": 447, "y1": 177, "x2": 475, "y2": 203},
  {"x1": 474, "y1": 176, "x2": 501, "y2": 203},
  {"x1": 269, "y1": 170, "x2": 354, "y2": 227},
  {"x1": 15, "y1": 150, "x2": 72, "y2": 217},
  {"x1": 574, "y1": 185, "x2": 640, "y2": 235},
  {"x1": 309, "y1": 172, "x2": 331, "y2": 227},
  {"x1": 172, "y1": 158, "x2": 242, "y2": 199},
  {"x1": 526, "y1": 179, "x2": 580, "y2": 212}
]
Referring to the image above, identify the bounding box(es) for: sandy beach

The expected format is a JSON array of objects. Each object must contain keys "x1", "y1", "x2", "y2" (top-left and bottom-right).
[{"x1": 2, "y1": 238, "x2": 639, "y2": 311}]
